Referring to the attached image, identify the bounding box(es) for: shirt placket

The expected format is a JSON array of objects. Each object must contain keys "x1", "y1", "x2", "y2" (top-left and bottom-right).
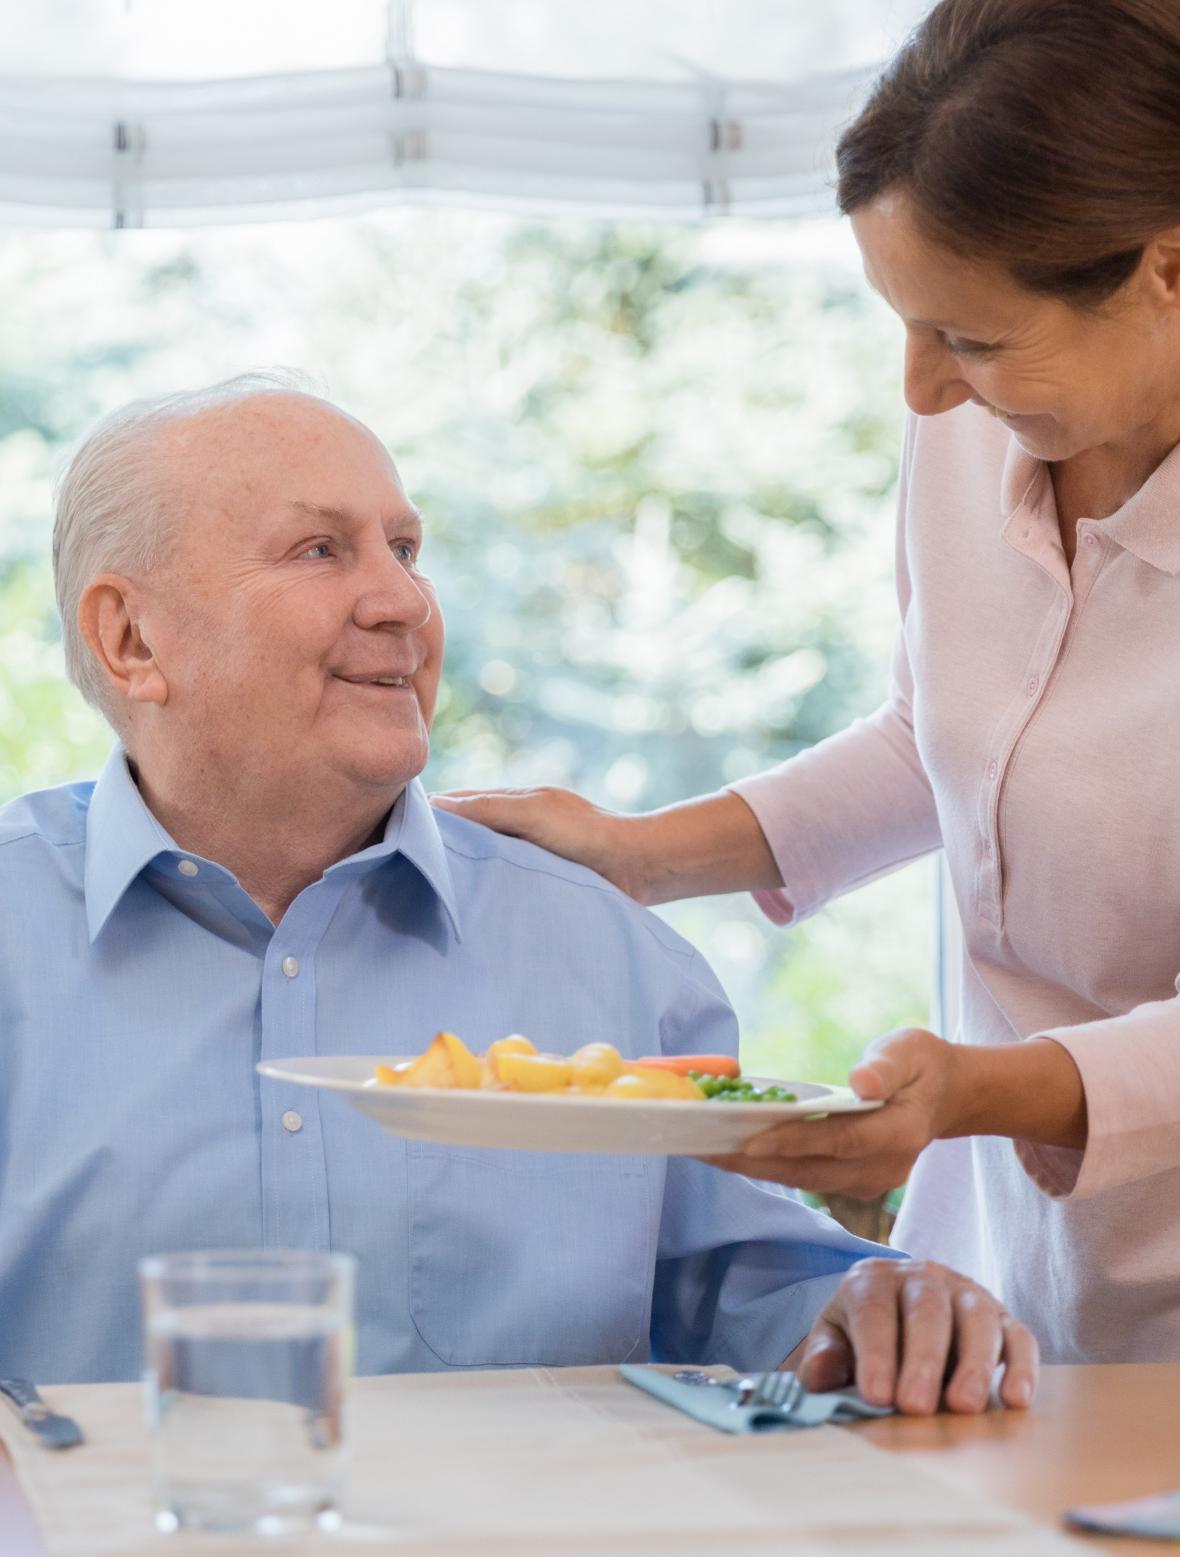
[
  {"x1": 258, "y1": 879, "x2": 349, "y2": 1252},
  {"x1": 977, "y1": 513, "x2": 1110, "y2": 932}
]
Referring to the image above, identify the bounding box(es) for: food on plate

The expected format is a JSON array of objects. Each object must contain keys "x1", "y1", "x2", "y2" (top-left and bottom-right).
[
  {"x1": 494, "y1": 1052, "x2": 575, "y2": 1092},
  {"x1": 602, "y1": 1070, "x2": 704, "y2": 1102},
  {"x1": 694, "y1": 1074, "x2": 800, "y2": 1103},
  {"x1": 372, "y1": 1034, "x2": 798, "y2": 1104},
  {"x1": 631, "y1": 1054, "x2": 741, "y2": 1079}
]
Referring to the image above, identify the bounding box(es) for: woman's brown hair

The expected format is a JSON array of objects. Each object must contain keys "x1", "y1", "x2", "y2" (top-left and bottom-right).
[{"x1": 835, "y1": 0, "x2": 1180, "y2": 305}]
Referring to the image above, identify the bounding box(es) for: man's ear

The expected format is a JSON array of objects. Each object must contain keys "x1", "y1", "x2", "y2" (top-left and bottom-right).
[{"x1": 78, "y1": 574, "x2": 169, "y2": 708}]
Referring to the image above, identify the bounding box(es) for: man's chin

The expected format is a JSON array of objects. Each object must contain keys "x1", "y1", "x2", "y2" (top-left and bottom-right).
[{"x1": 340, "y1": 741, "x2": 430, "y2": 795}]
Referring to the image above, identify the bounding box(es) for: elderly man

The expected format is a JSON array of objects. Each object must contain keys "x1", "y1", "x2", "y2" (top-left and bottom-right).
[{"x1": 0, "y1": 375, "x2": 1035, "y2": 1412}]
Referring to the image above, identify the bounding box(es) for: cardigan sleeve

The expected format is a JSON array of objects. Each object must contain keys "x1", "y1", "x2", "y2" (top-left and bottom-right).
[{"x1": 1016, "y1": 989, "x2": 1180, "y2": 1199}]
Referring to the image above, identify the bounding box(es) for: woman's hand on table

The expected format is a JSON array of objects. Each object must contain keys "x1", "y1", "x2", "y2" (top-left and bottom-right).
[
  {"x1": 789, "y1": 1257, "x2": 1039, "y2": 1414},
  {"x1": 701, "y1": 1026, "x2": 1088, "y2": 1197}
]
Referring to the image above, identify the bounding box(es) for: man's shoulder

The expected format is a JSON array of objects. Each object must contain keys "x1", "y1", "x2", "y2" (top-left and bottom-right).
[
  {"x1": 431, "y1": 807, "x2": 698, "y2": 967},
  {"x1": 0, "y1": 778, "x2": 94, "y2": 856}
]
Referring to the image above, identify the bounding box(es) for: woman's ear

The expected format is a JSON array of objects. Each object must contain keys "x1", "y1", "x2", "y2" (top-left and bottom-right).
[
  {"x1": 78, "y1": 574, "x2": 169, "y2": 709},
  {"x1": 1142, "y1": 225, "x2": 1180, "y2": 311}
]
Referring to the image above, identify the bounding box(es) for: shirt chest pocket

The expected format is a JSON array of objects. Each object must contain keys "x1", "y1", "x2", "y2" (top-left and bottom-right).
[{"x1": 406, "y1": 1144, "x2": 656, "y2": 1367}]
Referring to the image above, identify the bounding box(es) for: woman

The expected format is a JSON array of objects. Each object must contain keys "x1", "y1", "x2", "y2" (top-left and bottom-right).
[{"x1": 435, "y1": 0, "x2": 1180, "y2": 1366}]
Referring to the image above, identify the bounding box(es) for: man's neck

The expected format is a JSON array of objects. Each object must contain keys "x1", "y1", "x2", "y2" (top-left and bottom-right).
[{"x1": 127, "y1": 751, "x2": 398, "y2": 925}]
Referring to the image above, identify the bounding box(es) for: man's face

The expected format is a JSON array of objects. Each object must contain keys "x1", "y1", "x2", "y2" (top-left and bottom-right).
[{"x1": 145, "y1": 394, "x2": 443, "y2": 800}]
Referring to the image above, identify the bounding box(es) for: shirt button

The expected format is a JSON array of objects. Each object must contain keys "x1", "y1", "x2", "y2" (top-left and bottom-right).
[
  {"x1": 1027, "y1": 677, "x2": 1038, "y2": 697},
  {"x1": 987, "y1": 759, "x2": 998, "y2": 780},
  {"x1": 1083, "y1": 533, "x2": 1098, "y2": 548},
  {"x1": 177, "y1": 859, "x2": 199, "y2": 877},
  {"x1": 281, "y1": 956, "x2": 300, "y2": 978},
  {"x1": 281, "y1": 1110, "x2": 303, "y2": 1133}
]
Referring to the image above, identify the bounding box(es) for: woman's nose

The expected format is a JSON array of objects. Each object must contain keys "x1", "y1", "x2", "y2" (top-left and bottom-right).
[{"x1": 903, "y1": 334, "x2": 973, "y2": 418}]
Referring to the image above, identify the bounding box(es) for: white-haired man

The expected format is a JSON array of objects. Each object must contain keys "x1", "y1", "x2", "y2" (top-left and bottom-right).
[{"x1": 0, "y1": 376, "x2": 1036, "y2": 1411}]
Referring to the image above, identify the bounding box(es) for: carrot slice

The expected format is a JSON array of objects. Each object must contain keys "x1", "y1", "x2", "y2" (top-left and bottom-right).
[{"x1": 632, "y1": 1054, "x2": 741, "y2": 1079}]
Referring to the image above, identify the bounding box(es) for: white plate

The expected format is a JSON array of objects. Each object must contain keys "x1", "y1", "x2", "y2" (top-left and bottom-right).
[{"x1": 256, "y1": 1056, "x2": 882, "y2": 1156}]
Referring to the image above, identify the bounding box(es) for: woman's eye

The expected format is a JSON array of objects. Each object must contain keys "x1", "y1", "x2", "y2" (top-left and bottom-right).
[{"x1": 946, "y1": 338, "x2": 998, "y2": 359}]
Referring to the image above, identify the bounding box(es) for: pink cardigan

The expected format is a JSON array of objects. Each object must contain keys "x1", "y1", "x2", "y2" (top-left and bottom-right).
[{"x1": 732, "y1": 403, "x2": 1180, "y2": 1363}]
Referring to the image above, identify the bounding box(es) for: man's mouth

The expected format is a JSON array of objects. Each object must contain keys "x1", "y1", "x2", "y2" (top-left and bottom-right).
[{"x1": 336, "y1": 673, "x2": 413, "y2": 688}]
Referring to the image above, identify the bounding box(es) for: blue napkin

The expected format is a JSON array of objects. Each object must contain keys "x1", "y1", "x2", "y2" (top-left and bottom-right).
[
  {"x1": 1066, "y1": 1490, "x2": 1180, "y2": 1539},
  {"x1": 619, "y1": 1365, "x2": 894, "y2": 1434}
]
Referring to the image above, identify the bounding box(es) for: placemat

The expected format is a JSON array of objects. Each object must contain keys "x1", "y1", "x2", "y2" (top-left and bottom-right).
[{"x1": 1, "y1": 1367, "x2": 1085, "y2": 1555}]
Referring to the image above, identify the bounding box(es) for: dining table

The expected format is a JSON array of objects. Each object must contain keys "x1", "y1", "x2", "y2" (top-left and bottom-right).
[{"x1": 0, "y1": 1363, "x2": 1171, "y2": 1555}]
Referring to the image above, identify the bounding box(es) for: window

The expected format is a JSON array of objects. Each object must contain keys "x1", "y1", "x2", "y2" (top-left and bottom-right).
[{"x1": 0, "y1": 205, "x2": 930, "y2": 1084}]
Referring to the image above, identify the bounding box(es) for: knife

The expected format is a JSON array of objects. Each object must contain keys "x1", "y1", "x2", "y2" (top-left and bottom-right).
[{"x1": 0, "y1": 1377, "x2": 84, "y2": 1449}]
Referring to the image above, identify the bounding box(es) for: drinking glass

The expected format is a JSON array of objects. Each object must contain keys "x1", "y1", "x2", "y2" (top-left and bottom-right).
[{"x1": 139, "y1": 1248, "x2": 355, "y2": 1535}]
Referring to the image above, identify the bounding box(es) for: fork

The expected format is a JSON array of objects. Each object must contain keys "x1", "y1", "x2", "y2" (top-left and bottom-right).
[{"x1": 741, "y1": 1370, "x2": 805, "y2": 1416}]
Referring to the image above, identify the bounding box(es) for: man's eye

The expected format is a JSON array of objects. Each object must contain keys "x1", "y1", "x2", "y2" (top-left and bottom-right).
[
  {"x1": 392, "y1": 541, "x2": 417, "y2": 564},
  {"x1": 300, "y1": 542, "x2": 333, "y2": 560}
]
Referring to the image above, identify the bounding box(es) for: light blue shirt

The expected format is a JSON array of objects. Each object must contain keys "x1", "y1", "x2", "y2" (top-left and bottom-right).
[{"x1": 0, "y1": 748, "x2": 889, "y2": 1384}]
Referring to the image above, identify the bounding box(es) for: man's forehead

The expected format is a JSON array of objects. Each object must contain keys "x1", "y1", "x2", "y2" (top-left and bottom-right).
[
  {"x1": 157, "y1": 395, "x2": 414, "y2": 535},
  {"x1": 285, "y1": 498, "x2": 422, "y2": 531}
]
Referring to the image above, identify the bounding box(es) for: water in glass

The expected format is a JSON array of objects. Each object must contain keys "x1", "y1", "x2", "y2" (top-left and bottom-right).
[{"x1": 140, "y1": 1251, "x2": 353, "y2": 1536}]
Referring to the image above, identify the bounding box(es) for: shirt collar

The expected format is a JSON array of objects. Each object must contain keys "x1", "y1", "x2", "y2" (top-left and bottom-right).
[
  {"x1": 1000, "y1": 429, "x2": 1180, "y2": 575},
  {"x1": 84, "y1": 746, "x2": 183, "y2": 942},
  {"x1": 1097, "y1": 439, "x2": 1180, "y2": 575},
  {"x1": 84, "y1": 746, "x2": 463, "y2": 943},
  {"x1": 328, "y1": 776, "x2": 463, "y2": 942}
]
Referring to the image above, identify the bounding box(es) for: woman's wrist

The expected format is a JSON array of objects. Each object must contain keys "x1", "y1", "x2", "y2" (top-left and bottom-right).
[{"x1": 940, "y1": 1037, "x2": 1088, "y2": 1151}]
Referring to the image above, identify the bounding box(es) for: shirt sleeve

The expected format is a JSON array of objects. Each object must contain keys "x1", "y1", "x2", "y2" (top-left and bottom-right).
[
  {"x1": 649, "y1": 948, "x2": 902, "y2": 1370},
  {"x1": 1017, "y1": 991, "x2": 1180, "y2": 1199},
  {"x1": 728, "y1": 415, "x2": 943, "y2": 927}
]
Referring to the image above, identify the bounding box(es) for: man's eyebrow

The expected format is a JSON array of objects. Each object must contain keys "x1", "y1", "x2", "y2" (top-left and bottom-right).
[{"x1": 285, "y1": 499, "x2": 423, "y2": 530}]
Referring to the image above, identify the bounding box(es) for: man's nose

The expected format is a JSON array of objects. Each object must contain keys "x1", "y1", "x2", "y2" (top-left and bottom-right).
[
  {"x1": 353, "y1": 548, "x2": 433, "y2": 633},
  {"x1": 903, "y1": 332, "x2": 973, "y2": 418}
]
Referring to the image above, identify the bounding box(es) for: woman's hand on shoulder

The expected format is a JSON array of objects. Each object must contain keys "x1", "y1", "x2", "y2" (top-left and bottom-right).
[{"x1": 430, "y1": 786, "x2": 652, "y2": 901}]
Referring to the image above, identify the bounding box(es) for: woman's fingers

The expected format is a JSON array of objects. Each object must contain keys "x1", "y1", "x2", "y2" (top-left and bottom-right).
[
  {"x1": 699, "y1": 1151, "x2": 908, "y2": 1199},
  {"x1": 429, "y1": 787, "x2": 546, "y2": 832},
  {"x1": 697, "y1": 1103, "x2": 925, "y2": 1197},
  {"x1": 694, "y1": 1148, "x2": 901, "y2": 1198},
  {"x1": 429, "y1": 785, "x2": 642, "y2": 894},
  {"x1": 744, "y1": 1106, "x2": 910, "y2": 1162},
  {"x1": 700, "y1": 1030, "x2": 959, "y2": 1197}
]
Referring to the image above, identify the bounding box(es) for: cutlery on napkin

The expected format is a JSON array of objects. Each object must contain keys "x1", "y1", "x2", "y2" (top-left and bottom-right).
[
  {"x1": 619, "y1": 1365, "x2": 894, "y2": 1433},
  {"x1": 0, "y1": 1377, "x2": 85, "y2": 1449}
]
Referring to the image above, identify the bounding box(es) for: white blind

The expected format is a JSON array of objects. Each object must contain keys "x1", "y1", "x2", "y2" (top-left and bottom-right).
[{"x1": 0, "y1": 0, "x2": 932, "y2": 228}]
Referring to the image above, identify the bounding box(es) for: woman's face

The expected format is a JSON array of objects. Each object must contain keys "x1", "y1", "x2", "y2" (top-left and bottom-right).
[{"x1": 851, "y1": 189, "x2": 1180, "y2": 464}]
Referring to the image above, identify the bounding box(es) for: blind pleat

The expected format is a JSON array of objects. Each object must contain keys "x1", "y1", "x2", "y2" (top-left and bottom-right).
[{"x1": 0, "y1": 61, "x2": 876, "y2": 227}]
